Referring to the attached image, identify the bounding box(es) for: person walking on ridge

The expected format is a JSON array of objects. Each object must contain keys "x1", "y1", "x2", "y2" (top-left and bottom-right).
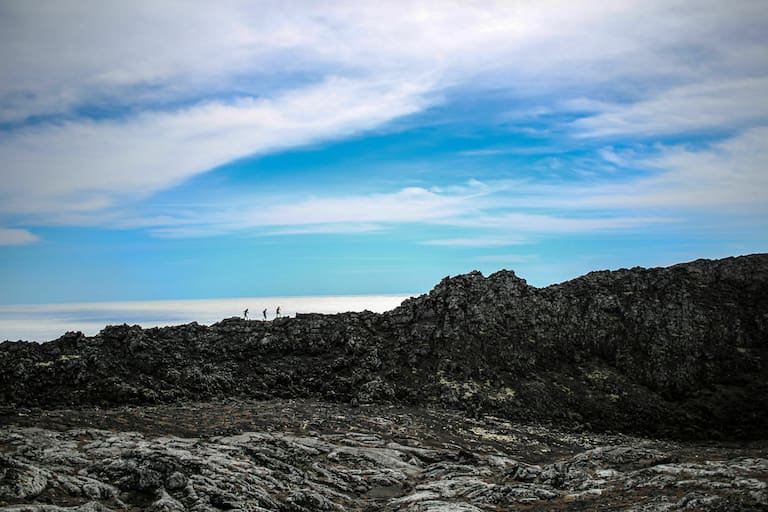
[
  {"x1": 276, "y1": 306, "x2": 281, "y2": 318},
  {"x1": 243, "y1": 308, "x2": 249, "y2": 320},
  {"x1": 262, "y1": 308, "x2": 267, "y2": 321}
]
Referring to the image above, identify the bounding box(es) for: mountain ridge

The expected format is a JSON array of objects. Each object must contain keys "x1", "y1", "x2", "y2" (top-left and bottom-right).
[{"x1": 2, "y1": 253, "x2": 767, "y2": 440}]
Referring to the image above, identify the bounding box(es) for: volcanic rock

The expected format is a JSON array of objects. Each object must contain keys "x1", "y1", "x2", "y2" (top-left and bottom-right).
[
  {"x1": 0, "y1": 401, "x2": 766, "y2": 511},
  {"x1": 1, "y1": 254, "x2": 767, "y2": 439}
]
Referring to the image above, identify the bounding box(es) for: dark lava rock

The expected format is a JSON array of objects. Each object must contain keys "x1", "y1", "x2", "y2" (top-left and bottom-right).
[{"x1": 1, "y1": 254, "x2": 767, "y2": 440}]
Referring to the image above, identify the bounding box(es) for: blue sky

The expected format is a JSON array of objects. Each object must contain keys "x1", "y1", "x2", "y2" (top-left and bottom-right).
[{"x1": 1, "y1": 0, "x2": 767, "y2": 304}]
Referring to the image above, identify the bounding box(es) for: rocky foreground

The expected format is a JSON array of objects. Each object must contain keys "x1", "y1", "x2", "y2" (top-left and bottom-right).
[
  {"x1": 1, "y1": 400, "x2": 767, "y2": 511},
  {"x1": 1, "y1": 255, "x2": 767, "y2": 510}
]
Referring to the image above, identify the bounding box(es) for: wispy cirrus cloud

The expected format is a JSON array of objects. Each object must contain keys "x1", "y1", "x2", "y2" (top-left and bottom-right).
[
  {"x1": 147, "y1": 186, "x2": 477, "y2": 238},
  {"x1": 0, "y1": 0, "x2": 766, "y2": 250},
  {"x1": 263, "y1": 224, "x2": 386, "y2": 236},
  {"x1": 638, "y1": 127, "x2": 768, "y2": 211},
  {"x1": 0, "y1": 77, "x2": 433, "y2": 217},
  {"x1": 9, "y1": 123, "x2": 759, "y2": 247},
  {"x1": 422, "y1": 237, "x2": 527, "y2": 248},
  {"x1": 56, "y1": 121, "x2": 760, "y2": 244},
  {"x1": 571, "y1": 78, "x2": 768, "y2": 138},
  {"x1": 538, "y1": 127, "x2": 768, "y2": 215},
  {"x1": 0, "y1": 228, "x2": 38, "y2": 246},
  {"x1": 139, "y1": 180, "x2": 675, "y2": 242}
]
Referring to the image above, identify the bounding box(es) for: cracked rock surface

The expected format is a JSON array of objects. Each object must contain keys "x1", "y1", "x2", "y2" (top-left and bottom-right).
[{"x1": 1, "y1": 400, "x2": 766, "y2": 511}]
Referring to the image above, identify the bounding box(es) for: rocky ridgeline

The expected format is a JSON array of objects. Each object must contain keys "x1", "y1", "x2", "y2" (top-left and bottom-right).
[{"x1": 1, "y1": 254, "x2": 767, "y2": 439}]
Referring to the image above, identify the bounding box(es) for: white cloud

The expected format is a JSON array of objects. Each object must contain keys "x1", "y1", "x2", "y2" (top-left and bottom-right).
[
  {"x1": 422, "y1": 237, "x2": 526, "y2": 248},
  {"x1": 640, "y1": 127, "x2": 768, "y2": 210},
  {"x1": 0, "y1": 1, "x2": 297, "y2": 122},
  {"x1": 465, "y1": 213, "x2": 675, "y2": 232},
  {"x1": 559, "y1": 127, "x2": 768, "y2": 213},
  {"x1": 436, "y1": 128, "x2": 768, "y2": 223},
  {"x1": 0, "y1": 0, "x2": 766, "y2": 240},
  {"x1": 153, "y1": 222, "x2": 387, "y2": 238},
  {"x1": 572, "y1": 78, "x2": 768, "y2": 138},
  {"x1": 2, "y1": 1, "x2": 764, "y2": 123},
  {"x1": 242, "y1": 187, "x2": 469, "y2": 226},
  {"x1": 138, "y1": 182, "x2": 674, "y2": 241},
  {"x1": 5, "y1": 119, "x2": 759, "y2": 245},
  {"x1": 0, "y1": 228, "x2": 38, "y2": 246},
  {"x1": 263, "y1": 224, "x2": 385, "y2": 236},
  {"x1": 165, "y1": 125, "x2": 765, "y2": 241},
  {"x1": 0, "y1": 294, "x2": 412, "y2": 342},
  {"x1": 0, "y1": 77, "x2": 432, "y2": 216},
  {"x1": 147, "y1": 186, "x2": 475, "y2": 237}
]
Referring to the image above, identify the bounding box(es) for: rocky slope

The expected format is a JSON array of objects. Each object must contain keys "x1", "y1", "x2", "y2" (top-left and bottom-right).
[
  {"x1": 1, "y1": 254, "x2": 767, "y2": 439},
  {"x1": 1, "y1": 400, "x2": 766, "y2": 512}
]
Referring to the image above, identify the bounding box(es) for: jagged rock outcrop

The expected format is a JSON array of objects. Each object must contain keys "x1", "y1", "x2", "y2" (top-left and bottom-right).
[{"x1": 1, "y1": 254, "x2": 767, "y2": 439}]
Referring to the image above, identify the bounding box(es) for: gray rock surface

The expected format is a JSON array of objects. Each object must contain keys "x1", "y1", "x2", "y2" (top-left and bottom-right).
[{"x1": 1, "y1": 401, "x2": 766, "y2": 511}]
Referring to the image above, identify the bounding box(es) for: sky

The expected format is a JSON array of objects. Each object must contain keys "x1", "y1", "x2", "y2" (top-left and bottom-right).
[
  {"x1": 0, "y1": 0, "x2": 767, "y2": 306},
  {"x1": 0, "y1": 295, "x2": 409, "y2": 341}
]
